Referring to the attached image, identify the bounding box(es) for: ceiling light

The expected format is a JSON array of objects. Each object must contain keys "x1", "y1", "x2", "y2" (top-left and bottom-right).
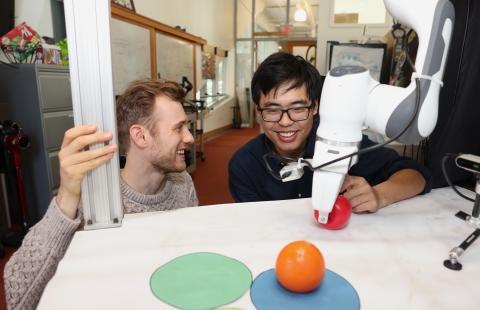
[{"x1": 294, "y1": 6, "x2": 307, "y2": 22}]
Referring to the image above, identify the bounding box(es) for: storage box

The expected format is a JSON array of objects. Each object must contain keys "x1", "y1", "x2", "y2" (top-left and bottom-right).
[{"x1": 36, "y1": 44, "x2": 62, "y2": 65}]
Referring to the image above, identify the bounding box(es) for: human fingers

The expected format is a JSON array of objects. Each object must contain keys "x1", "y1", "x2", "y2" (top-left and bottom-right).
[
  {"x1": 342, "y1": 178, "x2": 368, "y2": 201},
  {"x1": 348, "y1": 190, "x2": 374, "y2": 209},
  {"x1": 352, "y1": 199, "x2": 378, "y2": 213},
  {"x1": 61, "y1": 149, "x2": 116, "y2": 183},
  {"x1": 57, "y1": 149, "x2": 116, "y2": 219},
  {"x1": 59, "y1": 131, "x2": 114, "y2": 160},
  {"x1": 59, "y1": 146, "x2": 117, "y2": 199},
  {"x1": 60, "y1": 144, "x2": 117, "y2": 190},
  {"x1": 61, "y1": 124, "x2": 98, "y2": 149},
  {"x1": 340, "y1": 175, "x2": 356, "y2": 193},
  {"x1": 61, "y1": 143, "x2": 118, "y2": 168}
]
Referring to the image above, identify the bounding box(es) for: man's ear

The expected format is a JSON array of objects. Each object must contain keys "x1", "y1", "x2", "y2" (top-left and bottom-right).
[
  {"x1": 313, "y1": 100, "x2": 319, "y2": 115},
  {"x1": 129, "y1": 124, "x2": 148, "y2": 149},
  {"x1": 255, "y1": 105, "x2": 262, "y2": 118}
]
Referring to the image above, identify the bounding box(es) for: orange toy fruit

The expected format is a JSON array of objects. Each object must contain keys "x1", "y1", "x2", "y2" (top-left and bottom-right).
[{"x1": 275, "y1": 240, "x2": 325, "y2": 293}]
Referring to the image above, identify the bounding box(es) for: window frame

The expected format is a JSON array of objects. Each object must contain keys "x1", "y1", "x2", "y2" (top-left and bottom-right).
[{"x1": 196, "y1": 54, "x2": 228, "y2": 107}]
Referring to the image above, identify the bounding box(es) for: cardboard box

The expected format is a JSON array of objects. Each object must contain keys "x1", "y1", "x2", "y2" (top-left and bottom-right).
[{"x1": 36, "y1": 44, "x2": 62, "y2": 65}]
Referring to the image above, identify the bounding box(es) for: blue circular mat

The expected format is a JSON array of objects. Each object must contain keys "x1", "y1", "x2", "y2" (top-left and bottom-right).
[{"x1": 250, "y1": 269, "x2": 360, "y2": 310}]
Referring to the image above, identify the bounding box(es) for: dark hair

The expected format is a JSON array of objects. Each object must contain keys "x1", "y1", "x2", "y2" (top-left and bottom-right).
[
  {"x1": 116, "y1": 78, "x2": 185, "y2": 154},
  {"x1": 251, "y1": 52, "x2": 322, "y2": 107}
]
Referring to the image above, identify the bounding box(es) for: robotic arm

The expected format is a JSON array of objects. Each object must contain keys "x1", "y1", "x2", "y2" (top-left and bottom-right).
[{"x1": 279, "y1": 0, "x2": 455, "y2": 223}]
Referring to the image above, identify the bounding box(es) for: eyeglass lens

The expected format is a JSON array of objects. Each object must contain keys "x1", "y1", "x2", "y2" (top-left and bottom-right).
[{"x1": 262, "y1": 107, "x2": 310, "y2": 122}]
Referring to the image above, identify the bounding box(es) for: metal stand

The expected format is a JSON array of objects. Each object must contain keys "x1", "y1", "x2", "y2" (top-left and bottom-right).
[
  {"x1": 180, "y1": 76, "x2": 205, "y2": 162},
  {"x1": 10, "y1": 147, "x2": 30, "y2": 233},
  {"x1": 190, "y1": 100, "x2": 206, "y2": 162},
  {"x1": 1, "y1": 121, "x2": 29, "y2": 251},
  {"x1": 181, "y1": 101, "x2": 197, "y2": 174},
  {"x1": 1, "y1": 121, "x2": 30, "y2": 234},
  {"x1": 444, "y1": 179, "x2": 480, "y2": 271},
  {"x1": 231, "y1": 106, "x2": 242, "y2": 129}
]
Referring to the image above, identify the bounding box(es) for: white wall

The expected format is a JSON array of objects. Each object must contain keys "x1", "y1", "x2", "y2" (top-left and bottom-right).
[
  {"x1": 134, "y1": 0, "x2": 234, "y2": 50},
  {"x1": 237, "y1": 0, "x2": 253, "y2": 38},
  {"x1": 316, "y1": 0, "x2": 392, "y2": 75},
  {"x1": 127, "y1": 0, "x2": 237, "y2": 133},
  {"x1": 194, "y1": 43, "x2": 236, "y2": 133},
  {"x1": 1, "y1": 0, "x2": 55, "y2": 66},
  {"x1": 202, "y1": 46, "x2": 237, "y2": 132},
  {"x1": 14, "y1": 0, "x2": 54, "y2": 38}
]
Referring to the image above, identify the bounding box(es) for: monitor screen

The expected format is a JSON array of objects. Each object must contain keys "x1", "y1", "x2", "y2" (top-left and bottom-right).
[{"x1": 329, "y1": 42, "x2": 388, "y2": 84}]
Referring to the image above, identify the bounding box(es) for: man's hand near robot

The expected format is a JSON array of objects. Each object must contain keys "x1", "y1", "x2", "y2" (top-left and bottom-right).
[{"x1": 341, "y1": 169, "x2": 426, "y2": 213}]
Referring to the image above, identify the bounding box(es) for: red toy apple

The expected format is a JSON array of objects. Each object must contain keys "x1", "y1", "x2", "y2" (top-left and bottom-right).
[{"x1": 314, "y1": 195, "x2": 352, "y2": 230}]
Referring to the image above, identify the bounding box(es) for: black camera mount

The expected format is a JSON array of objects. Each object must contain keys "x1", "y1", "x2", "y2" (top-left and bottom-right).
[{"x1": 443, "y1": 155, "x2": 480, "y2": 271}]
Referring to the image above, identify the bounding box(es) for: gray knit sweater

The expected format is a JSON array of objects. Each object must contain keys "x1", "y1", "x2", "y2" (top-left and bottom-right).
[{"x1": 4, "y1": 171, "x2": 198, "y2": 310}]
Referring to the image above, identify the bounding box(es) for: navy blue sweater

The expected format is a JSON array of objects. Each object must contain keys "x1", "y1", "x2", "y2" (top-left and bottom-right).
[{"x1": 228, "y1": 118, "x2": 433, "y2": 202}]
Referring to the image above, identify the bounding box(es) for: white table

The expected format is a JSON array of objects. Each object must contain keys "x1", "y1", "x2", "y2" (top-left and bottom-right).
[{"x1": 38, "y1": 188, "x2": 480, "y2": 309}]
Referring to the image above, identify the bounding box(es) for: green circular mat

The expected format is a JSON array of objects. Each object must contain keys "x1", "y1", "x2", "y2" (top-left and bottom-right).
[{"x1": 150, "y1": 252, "x2": 252, "y2": 310}]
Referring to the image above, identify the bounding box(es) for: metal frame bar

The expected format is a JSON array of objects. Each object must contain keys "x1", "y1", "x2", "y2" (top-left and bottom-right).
[{"x1": 64, "y1": 0, "x2": 122, "y2": 230}]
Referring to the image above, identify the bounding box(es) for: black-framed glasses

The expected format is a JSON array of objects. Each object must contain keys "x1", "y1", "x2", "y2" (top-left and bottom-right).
[{"x1": 257, "y1": 102, "x2": 315, "y2": 122}]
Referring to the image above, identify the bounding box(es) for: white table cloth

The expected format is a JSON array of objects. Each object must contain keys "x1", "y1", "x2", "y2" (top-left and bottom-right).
[{"x1": 38, "y1": 187, "x2": 480, "y2": 309}]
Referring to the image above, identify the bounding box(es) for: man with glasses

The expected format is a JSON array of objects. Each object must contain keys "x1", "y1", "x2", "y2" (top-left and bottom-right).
[{"x1": 228, "y1": 52, "x2": 432, "y2": 214}]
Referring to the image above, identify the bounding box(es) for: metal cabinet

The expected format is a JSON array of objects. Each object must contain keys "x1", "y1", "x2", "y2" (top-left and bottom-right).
[{"x1": 0, "y1": 64, "x2": 73, "y2": 223}]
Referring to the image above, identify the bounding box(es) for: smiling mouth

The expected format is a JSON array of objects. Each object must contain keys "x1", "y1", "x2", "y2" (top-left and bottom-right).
[
  {"x1": 176, "y1": 150, "x2": 185, "y2": 155},
  {"x1": 278, "y1": 132, "x2": 296, "y2": 137}
]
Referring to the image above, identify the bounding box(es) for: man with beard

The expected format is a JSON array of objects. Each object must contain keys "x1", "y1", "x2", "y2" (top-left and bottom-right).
[{"x1": 4, "y1": 79, "x2": 198, "y2": 310}]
